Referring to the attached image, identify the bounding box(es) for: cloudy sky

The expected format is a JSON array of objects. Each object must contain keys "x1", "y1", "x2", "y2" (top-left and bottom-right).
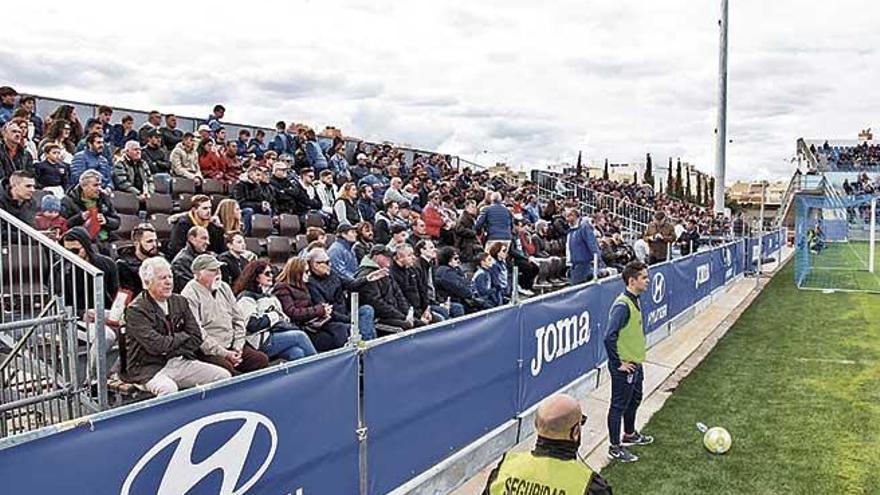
[{"x1": 2, "y1": 0, "x2": 878, "y2": 180}]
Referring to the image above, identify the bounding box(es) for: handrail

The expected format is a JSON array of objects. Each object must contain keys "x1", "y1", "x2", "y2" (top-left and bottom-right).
[{"x1": 0, "y1": 208, "x2": 102, "y2": 276}]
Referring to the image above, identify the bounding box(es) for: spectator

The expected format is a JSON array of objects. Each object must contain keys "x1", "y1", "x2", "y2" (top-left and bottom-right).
[
  {"x1": 218, "y1": 231, "x2": 251, "y2": 286},
  {"x1": 205, "y1": 104, "x2": 225, "y2": 133},
  {"x1": 355, "y1": 245, "x2": 424, "y2": 331},
  {"x1": 487, "y1": 242, "x2": 511, "y2": 302},
  {"x1": 389, "y1": 243, "x2": 437, "y2": 324},
  {"x1": 334, "y1": 182, "x2": 362, "y2": 227},
  {"x1": 168, "y1": 194, "x2": 224, "y2": 255},
  {"x1": 233, "y1": 259, "x2": 317, "y2": 361},
  {"x1": 197, "y1": 138, "x2": 229, "y2": 182},
  {"x1": 123, "y1": 256, "x2": 230, "y2": 396},
  {"x1": 0, "y1": 119, "x2": 34, "y2": 181},
  {"x1": 268, "y1": 160, "x2": 298, "y2": 214},
  {"x1": 160, "y1": 114, "x2": 183, "y2": 151},
  {"x1": 137, "y1": 111, "x2": 162, "y2": 145},
  {"x1": 109, "y1": 114, "x2": 138, "y2": 151},
  {"x1": 95, "y1": 105, "x2": 113, "y2": 141},
  {"x1": 249, "y1": 129, "x2": 267, "y2": 160},
  {"x1": 60, "y1": 227, "x2": 119, "y2": 312},
  {"x1": 117, "y1": 223, "x2": 160, "y2": 297},
  {"x1": 286, "y1": 166, "x2": 322, "y2": 216},
  {"x1": 384, "y1": 176, "x2": 412, "y2": 206},
  {"x1": 434, "y1": 246, "x2": 490, "y2": 313},
  {"x1": 306, "y1": 248, "x2": 378, "y2": 341},
  {"x1": 374, "y1": 200, "x2": 404, "y2": 245},
  {"x1": 47, "y1": 105, "x2": 84, "y2": 144},
  {"x1": 34, "y1": 142, "x2": 68, "y2": 194},
  {"x1": 472, "y1": 252, "x2": 503, "y2": 307},
  {"x1": 215, "y1": 198, "x2": 244, "y2": 237},
  {"x1": 37, "y1": 118, "x2": 75, "y2": 165},
  {"x1": 328, "y1": 142, "x2": 351, "y2": 183},
  {"x1": 69, "y1": 132, "x2": 111, "y2": 189},
  {"x1": 643, "y1": 211, "x2": 676, "y2": 264},
  {"x1": 352, "y1": 221, "x2": 374, "y2": 262},
  {"x1": 510, "y1": 220, "x2": 540, "y2": 296},
  {"x1": 359, "y1": 162, "x2": 389, "y2": 203},
  {"x1": 61, "y1": 170, "x2": 120, "y2": 243},
  {"x1": 454, "y1": 200, "x2": 482, "y2": 262},
  {"x1": 142, "y1": 129, "x2": 170, "y2": 175},
  {"x1": 356, "y1": 184, "x2": 377, "y2": 223},
  {"x1": 232, "y1": 164, "x2": 275, "y2": 234},
  {"x1": 564, "y1": 207, "x2": 605, "y2": 284},
  {"x1": 16, "y1": 95, "x2": 42, "y2": 139},
  {"x1": 414, "y1": 239, "x2": 466, "y2": 320},
  {"x1": 327, "y1": 223, "x2": 359, "y2": 281},
  {"x1": 274, "y1": 256, "x2": 350, "y2": 351},
  {"x1": 315, "y1": 169, "x2": 337, "y2": 216},
  {"x1": 34, "y1": 194, "x2": 68, "y2": 240},
  {"x1": 182, "y1": 253, "x2": 269, "y2": 375},
  {"x1": 169, "y1": 132, "x2": 202, "y2": 183},
  {"x1": 0, "y1": 86, "x2": 17, "y2": 125},
  {"x1": 171, "y1": 226, "x2": 210, "y2": 293},
  {"x1": 677, "y1": 218, "x2": 701, "y2": 256},
  {"x1": 235, "y1": 129, "x2": 251, "y2": 157},
  {"x1": 475, "y1": 191, "x2": 514, "y2": 245},
  {"x1": 112, "y1": 141, "x2": 154, "y2": 199},
  {"x1": 271, "y1": 121, "x2": 296, "y2": 156},
  {"x1": 0, "y1": 170, "x2": 38, "y2": 226},
  {"x1": 422, "y1": 191, "x2": 452, "y2": 240},
  {"x1": 303, "y1": 129, "x2": 329, "y2": 172}
]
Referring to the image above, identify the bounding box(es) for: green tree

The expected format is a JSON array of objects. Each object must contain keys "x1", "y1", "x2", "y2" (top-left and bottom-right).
[
  {"x1": 666, "y1": 157, "x2": 674, "y2": 196},
  {"x1": 708, "y1": 177, "x2": 716, "y2": 206},
  {"x1": 633, "y1": 171, "x2": 638, "y2": 184},
  {"x1": 603, "y1": 158, "x2": 609, "y2": 180},
  {"x1": 576, "y1": 150, "x2": 583, "y2": 177},
  {"x1": 696, "y1": 173, "x2": 703, "y2": 206},
  {"x1": 685, "y1": 165, "x2": 692, "y2": 201},
  {"x1": 675, "y1": 158, "x2": 683, "y2": 198},
  {"x1": 644, "y1": 153, "x2": 655, "y2": 187}
]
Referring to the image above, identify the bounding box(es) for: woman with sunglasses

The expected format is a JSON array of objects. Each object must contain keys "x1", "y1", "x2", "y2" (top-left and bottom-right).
[
  {"x1": 233, "y1": 259, "x2": 317, "y2": 362},
  {"x1": 273, "y1": 257, "x2": 350, "y2": 351}
]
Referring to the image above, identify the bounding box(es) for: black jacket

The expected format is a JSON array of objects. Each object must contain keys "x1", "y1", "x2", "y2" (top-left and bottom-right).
[
  {"x1": 56, "y1": 227, "x2": 119, "y2": 315},
  {"x1": 167, "y1": 214, "x2": 224, "y2": 256},
  {"x1": 0, "y1": 142, "x2": 34, "y2": 182},
  {"x1": 233, "y1": 177, "x2": 275, "y2": 213},
  {"x1": 61, "y1": 185, "x2": 120, "y2": 239},
  {"x1": 34, "y1": 159, "x2": 68, "y2": 188},
  {"x1": 390, "y1": 261, "x2": 429, "y2": 313},
  {"x1": 307, "y1": 271, "x2": 368, "y2": 323},
  {"x1": 268, "y1": 175, "x2": 300, "y2": 214},
  {"x1": 142, "y1": 144, "x2": 171, "y2": 175},
  {"x1": 352, "y1": 240, "x2": 373, "y2": 263},
  {"x1": 218, "y1": 251, "x2": 248, "y2": 286},
  {"x1": 123, "y1": 292, "x2": 203, "y2": 384},
  {"x1": 0, "y1": 179, "x2": 38, "y2": 227},
  {"x1": 159, "y1": 127, "x2": 183, "y2": 152},
  {"x1": 454, "y1": 210, "x2": 481, "y2": 262},
  {"x1": 116, "y1": 245, "x2": 145, "y2": 297},
  {"x1": 354, "y1": 258, "x2": 409, "y2": 322},
  {"x1": 170, "y1": 244, "x2": 202, "y2": 293}
]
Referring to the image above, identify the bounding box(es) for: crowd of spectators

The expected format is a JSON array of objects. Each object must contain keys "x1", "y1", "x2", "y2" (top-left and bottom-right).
[
  {"x1": 1, "y1": 86, "x2": 723, "y2": 396},
  {"x1": 812, "y1": 141, "x2": 880, "y2": 170}
]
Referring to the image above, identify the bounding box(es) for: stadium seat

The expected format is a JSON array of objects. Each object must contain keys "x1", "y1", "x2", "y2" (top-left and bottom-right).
[
  {"x1": 178, "y1": 193, "x2": 193, "y2": 212},
  {"x1": 267, "y1": 236, "x2": 292, "y2": 265},
  {"x1": 145, "y1": 194, "x2": 174, "y2": 214},
  {"x1": 294, "y1": 234, "x2": 307, "y2": 253},
  {"x1": 210, "y1": 194, "x2": 230, "y2": 207},
  {"x1": 250, "y1": 214, "x2": 273, "y2": 238},
  {"x1": 245, "y1": 237, "x2": 262, "y2": 255},
  {"x1": 172, "y1": 177, "x2": 196, "y2": 195},
  {"x1": 148, "y1": 213, "x2": 172, "y2": 240},
  {"x1": 1, "y1": 244, "x2": 49, "y2": 314},
  {"x1": 202, "y1": 179, "x2": 226, "y2": 195},
  {"x1": 279, "y1": 214, "x2": 301, "y2": 237},
  {"x1": 305, "y1": 212, "x2": 323, "y2": 228},
  {"x1": 154, "y1": 174, "x2": 171, "y2": 194},
  {"x1": 112, "y1": 192, "x2": 140, "y2": 216},
  {"x1": 116, "y1": 214, "x2": 141, "y2": 241}
]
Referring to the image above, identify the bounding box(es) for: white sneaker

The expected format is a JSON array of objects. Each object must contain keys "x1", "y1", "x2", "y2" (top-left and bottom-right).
[{"x1": 518, "y1": 288, "x2": 535, "y2": 297}]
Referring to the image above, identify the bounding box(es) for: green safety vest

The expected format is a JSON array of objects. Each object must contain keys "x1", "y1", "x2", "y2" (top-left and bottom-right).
[
  {"x1": 489, "y1": 451, "x2": 595, "y2": 495},
  {"x1": 614, "y1": 294, "x2": 645, "y2": 364}
]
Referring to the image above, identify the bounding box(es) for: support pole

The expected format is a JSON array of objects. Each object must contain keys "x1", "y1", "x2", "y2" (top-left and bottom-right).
[
  {"x1": 713, "y1": 0, "x2": 729, "y2": 214},
  {"x1": 348, "y1": 292, "x2": 361, "y2": 347},
  {"x1": 870, "y1": 198, "x2": 876, "y2": 273}
]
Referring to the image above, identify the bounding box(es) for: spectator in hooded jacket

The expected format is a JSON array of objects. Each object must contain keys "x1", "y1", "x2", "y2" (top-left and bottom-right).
[
  {"x1": 169, "y1": 133, "x2": 202, "y2": 184},
  {"x1": 434, "y1": 246, "x2": 491, "y2": 313},
  {"x1": 60, "y1": 226, "x2": 119, "y2": 314},
  {"x1": 61, "y1": 169, "x2": 120, "y2": 243},
  {"x1": 327, "y1": 224, "x2": 360, "y2": 281},
  {"x1": 355, "y1": 245, "x2": 427, "y2": 332},
  {"x1": 34, "y1": 194, "x2": 68, "y2": 240},
  {"x1": 475, "y1": 191, "x2": 514, "y2": 244},
  {"x1": 69, "y1": 132, "x2": 112, "y2": 189},
  {"x1": 112, "y1": 141, "x2": 154, "y2": 199}
]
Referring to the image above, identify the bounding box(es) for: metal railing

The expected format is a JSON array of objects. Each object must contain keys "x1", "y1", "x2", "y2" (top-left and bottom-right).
[{"x1": 0, "y1": 208, "x2": 108, "y2": 438}]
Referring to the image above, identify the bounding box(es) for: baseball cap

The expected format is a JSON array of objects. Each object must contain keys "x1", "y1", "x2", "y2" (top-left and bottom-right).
[
  {"x1": 336, "y1": 224, "x2": 356, "y2": 234},
  {"x1": 356, "y1": 153, "x2": 367, "y2": 160},
  {"x1": 191, "y1": 253, "x2": 225, "y2": 272},
  {"x1": 197, "y1": 124, "x2": 211, "y2": 133},
  {"x1": 369, "y1": 245, "x2": 393, "y2": 258}
]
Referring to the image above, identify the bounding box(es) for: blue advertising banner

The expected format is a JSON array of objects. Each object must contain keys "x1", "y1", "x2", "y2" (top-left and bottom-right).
[
  {"x1": 640, "y1": 261, "x2": 678, "y2": 335},
  {"x1": 362, "y1": 307, "x2": 520, "y2": 495},
  {"x1": 0, "y1": 350, "x2": 360, "y2": 495},
  {"x1": 518, "y1": 278, "x2": 620, "y2": 411}
]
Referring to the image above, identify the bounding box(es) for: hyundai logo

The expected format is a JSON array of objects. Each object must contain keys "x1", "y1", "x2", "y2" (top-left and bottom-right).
[
  {"x1": 121, "y1": 411, "x2": 277, "y2": 495},
  {"x1": 652, "y1": 272, "x2": 666, "y2": 304}
]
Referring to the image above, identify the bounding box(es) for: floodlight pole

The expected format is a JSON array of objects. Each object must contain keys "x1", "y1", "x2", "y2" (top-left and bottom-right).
[
  {"x1": 713, "y1": 0, "x2": 729, "y2": 215},
  {"x1": 870, "y1": 198, "x2": 876, "y2": 273}
]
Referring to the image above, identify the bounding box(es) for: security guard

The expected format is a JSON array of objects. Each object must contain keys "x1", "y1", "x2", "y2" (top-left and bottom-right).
[
  {"x1": 483, "y1": 394, "x2": 612, "y2": 495},
  {"x1": 605, "y1": 260, "x2": 654, "y2": 463}
]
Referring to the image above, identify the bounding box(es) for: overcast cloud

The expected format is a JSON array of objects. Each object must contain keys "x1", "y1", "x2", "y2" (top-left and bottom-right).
[{"x1": 2, "y1": 0, "x2": 878, "y2": 180}]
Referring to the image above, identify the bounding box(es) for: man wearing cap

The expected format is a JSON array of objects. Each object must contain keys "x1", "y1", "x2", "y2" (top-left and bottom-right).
[
  {"x1": 170, "y1": 132, "x2": 202, "y2": 183},
  {"x1": 142, "y1": 129, "x2": 171, "y2": 175},
  {"x1": 112, "y1": 141, "x2": 154, "y2": 199},
  {"x1": 351, "y1": 153, "x2": 370, "y2": 183},
  {"x1": 355, "y1": 245, "x2": 425, "y2": 332},
  {"x1": 124, "y1": 256, "x2": 231, "y2": 396},
  {"x1": 0, "y1": 86, "x2": 17, "y2": 125},
  {"x1": 197, "y1": 124, "x2": 212, "y2": 141},
  {"x1": 182, "y1": 253, "x2": 269, "y2": 375},
  {"x1": 483, "y1": 393, "x2": 612, "y2": 495}
]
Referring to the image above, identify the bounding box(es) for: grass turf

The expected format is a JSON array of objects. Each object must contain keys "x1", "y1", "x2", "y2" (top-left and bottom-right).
[
  {"x1": 800, "y1": 241, "x2": 880, "y2": 292},
  {"x1": 601, "y1": 260, "x2": 880, "y2": 494}
]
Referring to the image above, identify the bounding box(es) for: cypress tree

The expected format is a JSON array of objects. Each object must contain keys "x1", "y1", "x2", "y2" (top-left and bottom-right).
[
  {"x1": 708, "y1": 177, "x2": 716, "y2": 206},
  {"x1": 696, "y1": 173, "x2": 703, "y2": 205},
  {"x1": 666, "y1": 157, "x2": 674, "y2": 195},
  {"x1": 685, "y1": 165, "x2": 692, "y2": 201},
  {"x1": 603, "y1": 158, "x2": 609, "y2": 180},
  {"x1": 675, "y1": 158, "x2": 683, "y2": 198},
  {"x1": 645, "y1": 153, "x2": 654, "y2": 186}
]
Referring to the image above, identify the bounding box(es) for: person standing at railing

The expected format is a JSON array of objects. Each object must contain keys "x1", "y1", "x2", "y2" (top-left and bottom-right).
[
  {"x1": 643, "y1": 211, "x2": 676, "y2": 264},
  {"x1": 605, "y1": 260, "x2": 654, "y2": 463},
  {"x1": 483, "y1": 393, "x2": 612, "y2": 495},
  {"x1": 564, "y1": 207, "x2": 605, "y2": 284}
]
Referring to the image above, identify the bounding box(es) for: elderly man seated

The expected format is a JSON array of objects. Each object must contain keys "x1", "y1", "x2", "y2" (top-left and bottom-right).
[
  {"x1": 181, "y1": 254, "x2": 269, "y2": 375},
  {"x1": 123, "y1": 257, "x2": 231, "y2": 396}
]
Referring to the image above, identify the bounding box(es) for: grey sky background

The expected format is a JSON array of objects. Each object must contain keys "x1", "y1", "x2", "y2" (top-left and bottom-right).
[{"x1": 2, "y1": 0, "x2": 878, "y2": 180}]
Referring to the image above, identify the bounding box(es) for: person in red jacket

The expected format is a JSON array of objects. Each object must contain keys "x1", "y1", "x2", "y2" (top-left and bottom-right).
[
  {"x1": 421, "y1": 191, "x2": 450, "y2": 239},
  {"x1": 197, "y1": 138, "x2": 228, "y2": 182}
]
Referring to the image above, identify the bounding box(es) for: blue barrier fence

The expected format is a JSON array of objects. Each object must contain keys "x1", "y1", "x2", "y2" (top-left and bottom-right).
[{"x1": 0, "y1": 233, "x2": 782, "y2": 494}]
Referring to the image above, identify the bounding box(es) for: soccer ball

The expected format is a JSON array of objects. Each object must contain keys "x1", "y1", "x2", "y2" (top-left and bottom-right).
[{"x1": 702, "y1": 426, "x2": 732, "y2": 454}]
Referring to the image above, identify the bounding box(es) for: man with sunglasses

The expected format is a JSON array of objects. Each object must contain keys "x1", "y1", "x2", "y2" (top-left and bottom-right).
[
  {"x1": 117, "y1": 223, "x2": 160, "y2": 297},
  {"x1": 484, "y1": 394, "x2": 612, "y2": 494}
]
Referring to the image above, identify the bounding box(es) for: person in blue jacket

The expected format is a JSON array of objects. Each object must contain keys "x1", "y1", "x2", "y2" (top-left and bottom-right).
[
  {"x1": 564, "y1": 207, "x2": 605, "y2": 284},
  {"x1": 472, "y1": 252, "x2": 504, "y2": 307},
  {"x1": 475, "y1": 191, "x2": 514, "y2": 243},
  {"x1": 69, "y1": 133, "x2": 112, "y2": 189}
]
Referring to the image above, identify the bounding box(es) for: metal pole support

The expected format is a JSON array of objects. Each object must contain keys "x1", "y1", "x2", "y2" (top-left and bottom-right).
[{"x1": 348, "y1": 292, "x2": 362, "y2": 347}]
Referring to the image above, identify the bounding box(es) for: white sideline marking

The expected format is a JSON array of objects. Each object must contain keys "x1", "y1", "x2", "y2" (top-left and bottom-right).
[{"x1": 794, "y1": 357, "x2": 861, "y2": 365}]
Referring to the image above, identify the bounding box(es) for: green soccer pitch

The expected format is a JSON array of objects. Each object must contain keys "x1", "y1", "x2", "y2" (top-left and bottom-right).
[
  {"x1": 602, "y1": 259, "x2": 880, "y2": 494},
  {"x1": 799, "y1": 241, "x2": 880, "y2": 293}
]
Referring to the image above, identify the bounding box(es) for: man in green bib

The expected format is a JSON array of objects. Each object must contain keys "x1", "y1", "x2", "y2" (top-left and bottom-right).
[
  {"x1": 483, "y1": 393, "x2": 612, "y2": 495},
  {"x1": 605, "y1": 260, "x2": 654, "y2": 463}
]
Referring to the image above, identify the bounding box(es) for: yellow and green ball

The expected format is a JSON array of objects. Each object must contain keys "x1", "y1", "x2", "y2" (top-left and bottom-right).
[{"x1": 703, "y1": 426, "x2": 732, "y2": 454}]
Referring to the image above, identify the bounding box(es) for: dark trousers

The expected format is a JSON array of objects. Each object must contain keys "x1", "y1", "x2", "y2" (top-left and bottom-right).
[
  {"x1": 514, "y1": 258, "x2": 539, "y2": 290},
  {"x1": 307, "y1": 321, "x2": 351, "y2": 351},
  {"x1": 607, "y1": 363, "x2": 643, "y2": 446},
  {"x1": 202, "y1": 344, "x2": 269, "y2": 376},
  {"x1": 569, "y1": 262, "x2": 594, "y2": 285}
]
